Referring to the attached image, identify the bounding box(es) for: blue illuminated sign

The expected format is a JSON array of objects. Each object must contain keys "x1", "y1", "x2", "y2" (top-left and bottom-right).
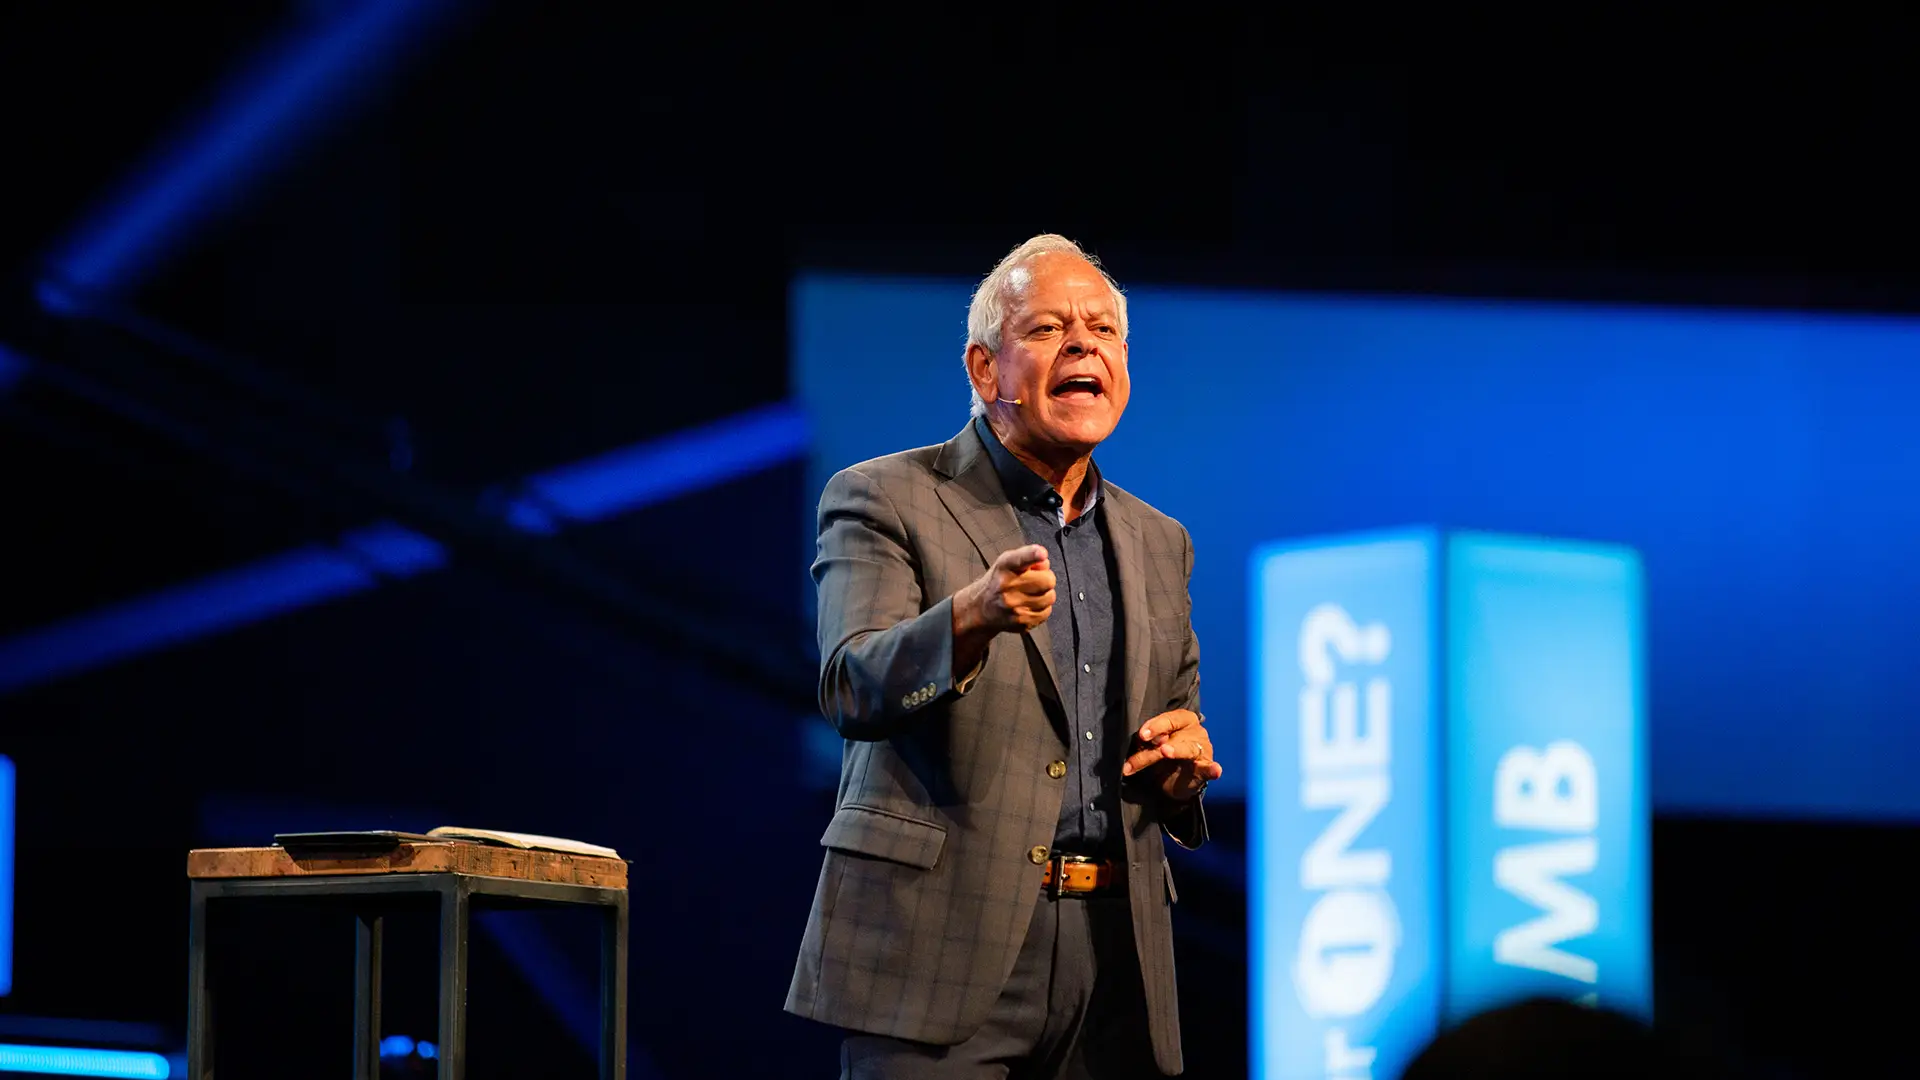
[
  {"x1": 1443, "y1": 534, "x2": 1651, "y2": 1021},
  {"x1": 0, "y1": 1042, "x2": 169, "y2": 1078},
  {"x1": 1252, "y1": 531, "x2": 1441, "y2": 1080},
  {"x1": 1252, "y1": 530, "x2": 1649, "y2": 1078},
  {"x1": 0, "y1": 755, "x2": 11, "y2": 997}
]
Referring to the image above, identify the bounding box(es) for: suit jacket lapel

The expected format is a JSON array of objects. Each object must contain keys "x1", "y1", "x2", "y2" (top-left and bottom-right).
[
  {"x1": 1105, "y1": 494, "x2": 1153, "y2": 735},
  {"x1": 932, "y1": 426, "x2": 1064, "y2": 705}
]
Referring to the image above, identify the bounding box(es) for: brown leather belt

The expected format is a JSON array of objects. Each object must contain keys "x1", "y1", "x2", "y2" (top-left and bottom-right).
[{"x1": 1041, "y1": 854, "x2": 1122, "y2": 898}]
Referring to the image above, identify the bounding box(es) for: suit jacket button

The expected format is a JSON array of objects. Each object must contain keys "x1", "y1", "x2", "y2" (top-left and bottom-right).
[
  {"x1": 1029, "y1": 845, "x2": 1049, "y2": 865},
  {"x1": 1046, "y1": 760, "x2": 1067, "y2": 779}
]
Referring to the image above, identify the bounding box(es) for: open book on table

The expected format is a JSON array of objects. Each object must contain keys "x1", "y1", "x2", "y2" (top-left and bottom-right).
[{"x1": 425, "y1": 826, "x2": 619, "y2": 859}]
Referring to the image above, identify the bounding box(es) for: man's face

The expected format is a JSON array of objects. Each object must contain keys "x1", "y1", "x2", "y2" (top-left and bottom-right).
[{"x1": 970, "y1": 253, "x2": 1131, "y2": 460}]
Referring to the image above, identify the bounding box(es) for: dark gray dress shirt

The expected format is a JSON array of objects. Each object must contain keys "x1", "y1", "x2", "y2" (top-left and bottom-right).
[{"x1": 973, "y1": 416, "x2": 1128, "y2": 859}]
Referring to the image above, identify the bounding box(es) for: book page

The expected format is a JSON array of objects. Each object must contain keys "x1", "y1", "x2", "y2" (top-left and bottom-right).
[{"x1": 426, "y1": 826, "x2": 618, "y2": 859}]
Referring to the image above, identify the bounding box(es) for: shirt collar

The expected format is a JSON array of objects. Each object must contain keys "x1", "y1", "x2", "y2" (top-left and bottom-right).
[{"x1": 972, "y1": 415, "x2": 1100, "y2": 524}]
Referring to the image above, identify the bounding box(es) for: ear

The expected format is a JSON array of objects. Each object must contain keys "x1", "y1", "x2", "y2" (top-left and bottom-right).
[{"x1": 964, "y1": 342, "x2": 997, "y2": 403}]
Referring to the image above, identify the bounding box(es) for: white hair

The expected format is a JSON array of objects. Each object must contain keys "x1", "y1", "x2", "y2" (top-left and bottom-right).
[{"x1": 964, "y1": 234, "x2": 1129, "y2": 417}]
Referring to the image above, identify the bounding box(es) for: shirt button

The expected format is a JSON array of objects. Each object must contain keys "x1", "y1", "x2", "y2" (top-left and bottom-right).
[
  {"x1": 1084, "y1": 730, "x2": 1095, "y2": 741},
  {"x1": 1083, "y1": 663, "x2": 1091, "y2": 673},
  {"x1": 1030, "y1": 845, "x2": 1050, "y2": 865},
  {"x1": 1089, "y1": 802, "x2": 1097, "y2": 813},
  {"x1": 1078, "y1": 592, "x2": 1085, "y2": 601},
  {"x1": 1047, "y1": 760, "x2": 1067, "y2": 779}
]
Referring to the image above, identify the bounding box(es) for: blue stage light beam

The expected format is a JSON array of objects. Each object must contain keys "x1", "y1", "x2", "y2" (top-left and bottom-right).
[
  {"x1": 513, "y1": 403, "x2": 809, "y2": 524},
  {"x1": 45, "y1": 0, "x2": 450, "y2": 301},
  {"x1": 0, "y1": 1043, "x2": 170, "y2": 1079},
  {"x1": 0, "y1": 526, "x2": 445, "y2": 697},
  {"x1": 0, "y1": 403, "x2": 809, "y2": 697}
]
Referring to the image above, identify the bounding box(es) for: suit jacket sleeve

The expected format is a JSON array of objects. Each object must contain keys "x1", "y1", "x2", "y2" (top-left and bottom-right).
[
  {"x1": 813, "y1": 465, "x2": 975, "y2": 741},
  {"x1": 1158, "y1": 523, "x2": 1210, "y2": 849}
]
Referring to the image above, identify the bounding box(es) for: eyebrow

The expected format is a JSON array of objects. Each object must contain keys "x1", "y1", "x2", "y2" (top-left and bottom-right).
[{"x1": 1026, "y1": 306, "x2": 1116, "y2": 324}]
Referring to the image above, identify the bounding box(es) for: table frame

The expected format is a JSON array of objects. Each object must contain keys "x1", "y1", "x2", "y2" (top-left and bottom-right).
[{"x1": 187, "y1": 872, "x2": 628, "y2": 1080}]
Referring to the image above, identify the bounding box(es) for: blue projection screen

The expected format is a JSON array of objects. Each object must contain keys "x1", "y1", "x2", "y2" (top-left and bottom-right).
[{"x1": 793, "y1": 274, "x2": 1920, "y2": 820}]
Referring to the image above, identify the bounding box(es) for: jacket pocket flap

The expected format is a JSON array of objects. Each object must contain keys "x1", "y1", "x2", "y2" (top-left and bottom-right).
[{"x1": 821, "y1": 804, "x2": 948, "y2": 870}]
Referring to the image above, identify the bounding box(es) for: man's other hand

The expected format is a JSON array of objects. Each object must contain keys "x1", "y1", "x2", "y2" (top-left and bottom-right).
[{"x1": 1122, "y1": 709, "x2": 1222, "y2": 800}]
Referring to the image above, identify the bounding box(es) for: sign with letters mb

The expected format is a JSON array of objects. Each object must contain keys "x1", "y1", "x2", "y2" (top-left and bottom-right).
[{"x1": 1251, "y1": 529, "x2": 1649, "y2": 1080}]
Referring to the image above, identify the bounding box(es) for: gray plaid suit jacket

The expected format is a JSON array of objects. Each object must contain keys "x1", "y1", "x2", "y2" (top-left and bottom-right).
[{"x1": 786, "y1": 423, "x2": 1207, "y2": 1076}]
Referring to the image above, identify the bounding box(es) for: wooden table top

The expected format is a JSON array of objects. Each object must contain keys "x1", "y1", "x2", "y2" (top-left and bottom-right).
[{"x1": 188, "y1": 842, "x2": 628, "y2": 889}]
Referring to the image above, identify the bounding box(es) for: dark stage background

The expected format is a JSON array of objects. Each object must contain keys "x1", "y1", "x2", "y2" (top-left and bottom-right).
[{"x1": 2, "y1": 3, "x2": 1917, "y2": 1078}]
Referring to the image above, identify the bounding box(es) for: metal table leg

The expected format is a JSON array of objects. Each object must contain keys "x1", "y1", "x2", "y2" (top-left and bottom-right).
[
  {"x1": 353, "y1": 911, "x2": 384, "y2": 1080},
  {"x1": 186, "y1": 883, "x2": 212, "y2": 1080},
  {"x1": 600, "y1": 893, "x2": 629, "y2": 1080},
  {"x1": 186, "y1": 871, "x2": 621, "y2": 1077},
  {"x1": 438, "y1": 879, "x2": 470, "y2": 1080}
]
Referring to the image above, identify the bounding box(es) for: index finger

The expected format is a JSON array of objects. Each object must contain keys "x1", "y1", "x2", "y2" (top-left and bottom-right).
[{"x1": 996, "y1": 544, "x2": 1050, "y2": 573}]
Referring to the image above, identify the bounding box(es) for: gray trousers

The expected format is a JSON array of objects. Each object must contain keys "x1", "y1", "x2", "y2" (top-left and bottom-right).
[{"x1": 840, "y1": 894, "x2": 1163, "y2": 1079}]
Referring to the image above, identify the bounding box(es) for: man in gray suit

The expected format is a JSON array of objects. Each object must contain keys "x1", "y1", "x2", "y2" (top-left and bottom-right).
[{"x1": 789, "y1": 235, "x2": 1222, "y2": 1078}]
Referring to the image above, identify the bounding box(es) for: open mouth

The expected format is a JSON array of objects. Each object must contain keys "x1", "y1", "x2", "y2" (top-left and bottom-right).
[{"x1": 1049, "y1": 375, "x2": 1105, "y2": 401}]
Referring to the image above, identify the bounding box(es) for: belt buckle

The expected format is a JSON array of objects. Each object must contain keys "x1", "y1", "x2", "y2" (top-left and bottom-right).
[{"x1": 1048, "y1": 854, "x2": 1095, "y2": 899}]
